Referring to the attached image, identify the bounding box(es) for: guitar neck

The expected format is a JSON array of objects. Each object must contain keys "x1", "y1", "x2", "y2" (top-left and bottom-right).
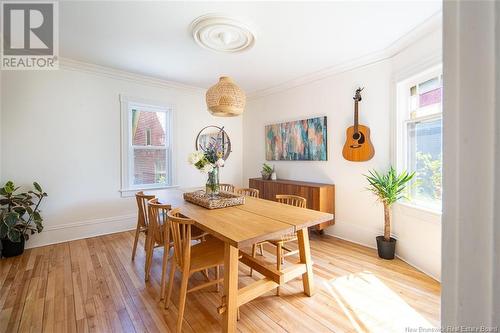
[{"x1": 354, "y1": 101, "x2": 359, "y2": 133}]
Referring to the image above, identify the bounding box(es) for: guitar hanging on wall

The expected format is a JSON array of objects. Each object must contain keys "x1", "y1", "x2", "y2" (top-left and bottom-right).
[{"x1": 342, "y1": 87, "x2": 375, "y2": 162}]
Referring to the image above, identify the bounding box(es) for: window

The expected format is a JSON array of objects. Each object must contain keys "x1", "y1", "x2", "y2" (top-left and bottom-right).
[
  {"x1": 145, "y1": 128, "x2": 152, "y2": 146},
  {"x1": 120, "y1": 96, "x2": 173, "y2": 193},
  {"x1": 396, "y1": 67, "x2": 442, "y2": 212}
]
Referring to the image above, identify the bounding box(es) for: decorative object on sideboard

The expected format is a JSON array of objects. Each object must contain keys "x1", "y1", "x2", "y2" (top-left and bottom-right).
[
  {"x1": 265, "y1": 116, "x2": 327, "y2": 161},
  {"x1": 343, "y1": 87, "x2": 375, "y2": 162},
  {"x1": 183, "y1": 190, "x2": 244, "y2": 210},
  {"x1": 365, "y1": 167, "x2": 414, "y2": 260},
  {"x1": 271, "y1": 168, "x2": 277, "y2": 180},
  {"x1": 189, "y1": 128, "x2": 227, "y2": 198},
  {"x1": 0, "y1": 181, "x2": 48, "y2": 258},
  {"x1": 206, "y1": 76, "x2": 246, "y2": 117},
  {"x1": 261, "y1": 163, "x2": 273, "y2": 180},
  {"x1": 195, "y1": 125, "x2": 231, "y2": 160}
]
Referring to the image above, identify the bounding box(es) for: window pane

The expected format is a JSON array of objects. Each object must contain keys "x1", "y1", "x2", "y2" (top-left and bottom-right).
[
  {"x1": 131, "y1": 110, "x2": 167, "y2": 146},
  {"x1": 407, "y1": 118, "x2": 442, "y2": 210},
  {"x1": 410, "y1": 76, "x2": 442, "y2": 119},
  {"x1": 133, "y1": 148, "x2": 167, "y2": 185}
]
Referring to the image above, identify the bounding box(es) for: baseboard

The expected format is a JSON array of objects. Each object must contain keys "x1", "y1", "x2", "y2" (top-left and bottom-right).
[
  {"x1": 24, "y1": 214, "x2": 137, "y2": 249},
  {"x1": 324, "y1": 222, "x2": 441, "y2": 282}
]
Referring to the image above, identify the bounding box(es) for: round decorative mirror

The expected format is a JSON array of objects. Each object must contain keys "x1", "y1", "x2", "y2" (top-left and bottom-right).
[{"x1": 195, "y1": 126, "x2": 232, "y2": 160}]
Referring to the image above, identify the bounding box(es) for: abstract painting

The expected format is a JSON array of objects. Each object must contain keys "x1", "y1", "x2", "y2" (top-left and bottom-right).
[{"x1": 265, "y1": 116, "x2": 327, "y2": 161}]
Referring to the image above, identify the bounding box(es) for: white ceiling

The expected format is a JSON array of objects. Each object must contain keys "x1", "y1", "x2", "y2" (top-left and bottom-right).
[{"x1": 60, "y1": 1, "x2": 442, "y2": 94}]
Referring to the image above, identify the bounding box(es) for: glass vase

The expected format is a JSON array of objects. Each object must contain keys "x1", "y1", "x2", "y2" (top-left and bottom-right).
[{"x1": 205, "y1": 167, "x2": 220, "y2": 199}]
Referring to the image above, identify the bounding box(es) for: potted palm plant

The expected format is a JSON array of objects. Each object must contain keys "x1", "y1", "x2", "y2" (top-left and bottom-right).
[
  {"x1": 365, "y1": 167, "x2": 414, "y2": 259},
  {"x1": 0, "y1": 181, "x2": 47, "y2": 258}
]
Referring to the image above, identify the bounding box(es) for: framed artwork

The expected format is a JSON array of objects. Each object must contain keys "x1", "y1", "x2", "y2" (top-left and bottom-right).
[{"x1": 265, "y1": 116, "x2": 327, "y2": 161}]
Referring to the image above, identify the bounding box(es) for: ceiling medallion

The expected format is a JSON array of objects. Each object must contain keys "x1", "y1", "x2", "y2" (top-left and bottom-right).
[{"x1": 190, "y1": 14, "x2": 255, "y2": 53}]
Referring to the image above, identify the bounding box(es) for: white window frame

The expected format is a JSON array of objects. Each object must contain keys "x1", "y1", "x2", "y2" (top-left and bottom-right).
[
  {"x1": 395, "y1": 65, "x2": 443, "y2": 214},
  {"x1": 119, "y1": 95, "x2": 176, "y2": 197}
]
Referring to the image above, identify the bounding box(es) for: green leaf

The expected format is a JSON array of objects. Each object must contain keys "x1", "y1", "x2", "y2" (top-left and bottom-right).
[
  {"x1": 34, "y1": 220, "x2": 43, "y2": 233},
  {"x1": 0, "y1": 223, "x2": 8, "y2": 239},
  {"x1": 33, "y1": 211, "x2": 42, "y2": 222},
  {"x1": 33, "y1": 182, "x2": 43, "y2": 193},
  {"x1": 4, "y1": 181, "x2": 15, "y2": 194},
  {"x1": 4, "y1": 212, "x2": 19, "y2": 227},
  {"x1": 7, "y1": 228, "x2": 21, "y2": 242}
]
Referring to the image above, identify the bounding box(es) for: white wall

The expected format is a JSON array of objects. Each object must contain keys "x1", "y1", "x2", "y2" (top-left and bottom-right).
[
  {"x1": 243, "y1": 28, "x2": 442, "y2": 280},
  {"x1": 0, "y1": 62, "x2": 243, "y2": 248}
]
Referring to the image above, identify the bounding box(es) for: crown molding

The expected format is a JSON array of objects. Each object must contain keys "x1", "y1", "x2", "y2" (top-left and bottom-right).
[
  {"x1": 59, "y1": 58, "x2": 206, "y2": 94},
  {"x1": 247, "y1": 11, "x2": 442, "y2": 100}
]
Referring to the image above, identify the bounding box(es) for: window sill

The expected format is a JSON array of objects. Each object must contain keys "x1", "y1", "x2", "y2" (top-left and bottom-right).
[
  {"x1": 119, "y1": 185, "x2": 180, "y2": 197},
  {"x1": 394, "y1": 202, "x2": 442, "y2": 224}
]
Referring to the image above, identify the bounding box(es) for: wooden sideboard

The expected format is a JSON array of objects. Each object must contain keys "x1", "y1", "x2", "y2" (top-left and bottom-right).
[{"x1": 248, "y1": 178, "x2": 335, "y2": 232}]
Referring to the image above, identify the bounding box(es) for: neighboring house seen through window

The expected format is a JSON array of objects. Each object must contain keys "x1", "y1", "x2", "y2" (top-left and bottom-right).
[
  {"x1": 121, "y1": 97, "x2": 173, "y2": 192},
  {"x1": 396, "y1": 67, "x2": 442, "y2": 212}
]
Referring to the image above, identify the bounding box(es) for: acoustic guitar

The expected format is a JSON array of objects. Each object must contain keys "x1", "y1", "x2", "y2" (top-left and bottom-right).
[{"x1": 342, "y1": 88, "x2": 375, "y2": 162}]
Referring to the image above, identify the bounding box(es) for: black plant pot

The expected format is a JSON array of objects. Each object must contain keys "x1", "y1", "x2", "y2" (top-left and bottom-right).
[
  {"x1": 376, "y1": 236, "x2": 396, "y2": 260},
  {"x1": 1, "y1": 238, "x2": 25, "y2": 258}
]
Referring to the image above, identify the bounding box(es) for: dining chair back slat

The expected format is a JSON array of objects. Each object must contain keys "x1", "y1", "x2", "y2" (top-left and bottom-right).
[
  {"x1": 132, "y1": 191, "x2": 156, "y2": 261},
  {"x1": 167, "y1": 208, "x2": 195, "y2": 269},
  {"x1": 235, "y1": 188, "x2": 260, "y2": 198},
  {"x1": 136, "y1": 191, "x2": 155, "y2": 228},
  {"x1": 219, "y1": 184, "x2": 235, "y2": 193},
  {"x1": 147, "y1": 198, "x2": 171, "y2": 247},
  {"x1": 276, "y1": 194, "x2": 307, "y2": 208}
]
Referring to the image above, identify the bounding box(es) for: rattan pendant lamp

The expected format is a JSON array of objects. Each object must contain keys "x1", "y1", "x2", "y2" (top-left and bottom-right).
[
  {"x1": 206, "y1": 76, "x2": 246, "y2": 117},
  {"x1": 190, "y1": 14, "x2": 253, "y2": 117}
]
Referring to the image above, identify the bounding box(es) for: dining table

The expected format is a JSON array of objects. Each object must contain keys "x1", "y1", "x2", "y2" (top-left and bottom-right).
[{"x1": 157, "y1": 188, "x2": 334, "y2": 333}]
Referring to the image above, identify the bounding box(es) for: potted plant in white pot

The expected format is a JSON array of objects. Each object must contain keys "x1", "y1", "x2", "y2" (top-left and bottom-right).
[
  {"x1": 0, "y1": 181, "x2": 47, "y2": 258},
  {"x1": 365, "y1": 167, "x2": 414, "y2": 259}
]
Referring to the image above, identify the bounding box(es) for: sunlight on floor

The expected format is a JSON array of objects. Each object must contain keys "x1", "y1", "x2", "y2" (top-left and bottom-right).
[{"x1": 324, "y1": 271, "x2": 435, "y2": 333}]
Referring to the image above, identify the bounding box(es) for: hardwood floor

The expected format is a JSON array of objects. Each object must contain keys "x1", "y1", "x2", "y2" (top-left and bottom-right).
[{"x1": 0, "y1": 231, "x2": 440, "y2": 333}]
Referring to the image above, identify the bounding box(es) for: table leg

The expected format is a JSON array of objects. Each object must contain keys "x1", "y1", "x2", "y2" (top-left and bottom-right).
[
  {"x1": 297, "y1": 228, "x2": 315, "y2": 296},
  {"x1": 222, "y1": 243, "x2": 239, "y2": 333}
]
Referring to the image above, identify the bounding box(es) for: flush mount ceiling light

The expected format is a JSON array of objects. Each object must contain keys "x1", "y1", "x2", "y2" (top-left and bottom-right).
[{"x1": 190, "y1": 14, "x2": 255, "y2": 53}]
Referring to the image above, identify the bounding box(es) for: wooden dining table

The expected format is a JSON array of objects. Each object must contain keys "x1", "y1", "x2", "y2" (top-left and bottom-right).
[{"x1": 157, "y1": 189, "x2": 334, "y2": 333}]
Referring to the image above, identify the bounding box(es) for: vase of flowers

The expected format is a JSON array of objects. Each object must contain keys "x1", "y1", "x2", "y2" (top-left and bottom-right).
[
  {"x1": 206, "y1": 167, "x2": 220, "y2": 196},
  {"x1": 188, "y1": 129, "x2": 226, "y2": 199}
]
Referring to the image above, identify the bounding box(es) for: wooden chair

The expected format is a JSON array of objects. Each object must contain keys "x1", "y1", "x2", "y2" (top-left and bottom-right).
[
  {"x1": 235, "y1": 188, "x2": 259, "y2": 198},
  {"x1": 164, "y1": 208, "x2": 224, "y2": 332},
  {"x1": 251, "y1": 194, "x2": 307, "y2": 296},
  {"x1": 147, "y1": 199, "x2": 174, "y2": 297},
  {"x1": 132, "y1": 191, "x2": 155, "y2": 261},
  {"x1": 144, "y1": 198, "x2": 171, "y2": 282},
  {"x1": 219, "y1": 183, "x2": 235, "y2": 193},
  {"x1": 148, "y1": 199, "x2": 207, "y2": 289}
]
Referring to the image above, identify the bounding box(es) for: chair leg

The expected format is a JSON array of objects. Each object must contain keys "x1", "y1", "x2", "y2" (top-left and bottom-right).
[
  {"x1": 237, "y1": 308, "x2": 241, "y2": 321},
  {"x1": 145, "y1": 236, "x2": 153, "y2": 282},
  {"x1": 131, "y1": 224, "x2": 141, "y2": 261},
  {"x1": 165, "y1": 258, "x2": 176, "y2": 309},
  {"x1": 176, "y1": 269, "x2": 190, "y2": 333},
  {"x1": 276, "y1": 242, "x2": 282, "y2": 296},
  {"x1": 250, "y1": 244, "x2": 257, "y2": 276},
  {"x1": 160, "y1": 244, "x2": 170, "y2": 300},
  {"x1": 259, "y1": 243, "x2": 264, "y2": 256},
  {"x1": 216, "y1": 265, "x2": 220, "y2": 292}
]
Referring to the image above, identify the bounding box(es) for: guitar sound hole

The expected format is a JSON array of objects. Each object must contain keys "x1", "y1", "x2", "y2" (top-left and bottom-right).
[{"x1": 352, "y1": 132, "x2": 366, "y2": 144}]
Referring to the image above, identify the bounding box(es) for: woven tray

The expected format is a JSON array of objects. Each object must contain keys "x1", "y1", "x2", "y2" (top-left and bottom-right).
[{"x1": 183, "y1": 190, "x2": 245, "y2": 209}]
